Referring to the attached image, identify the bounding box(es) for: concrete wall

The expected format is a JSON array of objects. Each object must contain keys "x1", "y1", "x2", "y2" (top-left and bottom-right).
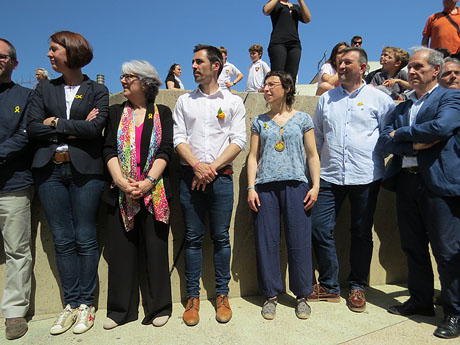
[{"x1": 0, "y1": 90, "x2": 435, "y2": 317}]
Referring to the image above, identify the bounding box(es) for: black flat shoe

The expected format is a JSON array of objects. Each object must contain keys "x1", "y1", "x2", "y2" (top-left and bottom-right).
[
  {"x1": 387, "y1": 301, "x2": 434, "y2": 317},
  {"x1": 434, "y1": 315, "x2": 460, "y2": 339}
]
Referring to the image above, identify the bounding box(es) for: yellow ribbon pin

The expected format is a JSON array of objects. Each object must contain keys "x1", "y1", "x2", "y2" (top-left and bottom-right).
[
  {"x1": 148, "y1": 113, "x2": 153, "y2": 119},
  {"x1": 357, "y1": 102, "x2": 363, "y2": 106},
  {"x1": 14, "y1": 106, "x2": 20, "y2": 113},
  {"x1": 74, "y1": 95, "x2": 83, "y2": 99}
]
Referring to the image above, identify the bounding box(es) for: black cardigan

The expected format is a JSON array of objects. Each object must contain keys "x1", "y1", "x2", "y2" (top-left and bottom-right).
[{"x1": 102, "y1": 102, "x2": 173, "y2": 207}]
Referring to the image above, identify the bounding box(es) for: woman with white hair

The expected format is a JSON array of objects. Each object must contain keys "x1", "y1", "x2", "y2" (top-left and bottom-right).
[{"x1": 102, "y1": 60, "x2": 173, "y2": 329}]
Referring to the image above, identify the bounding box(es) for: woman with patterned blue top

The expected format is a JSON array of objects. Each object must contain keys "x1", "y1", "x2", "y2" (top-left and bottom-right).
[{"x1": 247, "y1": 70, "x2": 320, "y2": 321}]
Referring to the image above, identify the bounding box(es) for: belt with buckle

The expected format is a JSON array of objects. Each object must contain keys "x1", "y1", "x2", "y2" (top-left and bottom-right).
[
  {"x1": 52, "y1": 152, "x2": 71, "y2": 164},
  {"x1": 401, "y1": 166, "x2": 419, "y2": 174}
]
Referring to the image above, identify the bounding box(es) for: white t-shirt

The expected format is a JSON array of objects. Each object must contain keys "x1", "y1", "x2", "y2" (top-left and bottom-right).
[
  {"x1": 218, "y1": 62, "x2": 242, "y2": 89},
  {"x1": 246, "y1": 59, "x2": 270, "y2": 92},
  {"x1": 57, "y1": 84, "x2": 81, "y2": 152},
  {"x1": 317, "y1": 63, "x2": 336, "y2": 86}
]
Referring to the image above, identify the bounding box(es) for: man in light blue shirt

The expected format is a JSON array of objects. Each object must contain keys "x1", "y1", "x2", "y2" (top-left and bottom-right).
[{"x1": 307, "y1": 47, "x2": 395, "y2": 313}]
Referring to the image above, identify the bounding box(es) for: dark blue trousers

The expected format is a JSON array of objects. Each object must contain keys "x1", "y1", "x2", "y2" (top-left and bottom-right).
[
  {"x1": 396, "y1": 171, "x2": 460, "y2": 316},
  {"x1": 311, "y1": 179, "x2": 381, "y2": 293},
  {"x1": 253, "y1": 180, "x2": 313, "y2": 298}
]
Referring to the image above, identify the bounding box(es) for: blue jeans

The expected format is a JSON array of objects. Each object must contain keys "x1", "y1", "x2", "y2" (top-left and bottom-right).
[
  {"x1": 311, "y1": 179, "x2": 381, "y2": 293},
  {"x1": 179, "y1": 171, "x2": 233, "y2": 298},
  {"x1": 35, "y1": 162, "x2": 103, "y2": 307}
]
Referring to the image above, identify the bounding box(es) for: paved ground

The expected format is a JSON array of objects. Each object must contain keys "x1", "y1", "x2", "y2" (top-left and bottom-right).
[{"x1": 1, "y1": 283, "x2": 458, "y2": 345}]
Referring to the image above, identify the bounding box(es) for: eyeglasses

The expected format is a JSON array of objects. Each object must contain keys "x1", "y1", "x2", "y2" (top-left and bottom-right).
[
  {"x1": 264, "y1": 82, "x2": 282, "y2": 89},
  {"x1": 0, "y1": 54, "x2": 12, "y2": 61},
  {"x1": 120, "y1": 74, "x2": 139, "y2": 81}
]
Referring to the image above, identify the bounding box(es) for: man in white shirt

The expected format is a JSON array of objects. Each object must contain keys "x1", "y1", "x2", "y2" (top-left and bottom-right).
[
  {"x1": 308, "y1": 47, "x2": 395, "y2": 313},
  {"x1": 173, "y1": 44, "x2": 246, "y2": 327},
  {"x1": 217, "y1": 46, "x2": 243, "y2": 90}
]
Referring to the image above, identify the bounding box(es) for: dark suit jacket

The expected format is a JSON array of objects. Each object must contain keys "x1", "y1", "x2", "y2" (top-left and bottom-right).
[
  {"x1": 27, "y1": 75, "x2": 109, "y2": 175},
  {"x1": 378, "y1": 86, "x2": 460, "y2": 196},
  {"x1": 102, "y1": 102, "x2": 173, "y2": 207}
]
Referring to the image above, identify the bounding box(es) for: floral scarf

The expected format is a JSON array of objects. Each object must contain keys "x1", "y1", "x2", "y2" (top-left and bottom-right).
[{"x1": 117, "y1": 103, "x2": 170, "y2": 231}]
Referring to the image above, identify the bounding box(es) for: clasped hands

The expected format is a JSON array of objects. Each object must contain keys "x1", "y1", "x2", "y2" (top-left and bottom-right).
[
  {"x1": 192, "y1": 162, "x2": 218, "y2": 191},
  {"x1": 119, "y1": 177, "x2": 153, "y2": 200}
]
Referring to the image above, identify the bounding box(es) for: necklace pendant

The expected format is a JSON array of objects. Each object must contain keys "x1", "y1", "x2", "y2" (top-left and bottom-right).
[{"x1": 275, "y1": 141, "x2": 285, "y2": 152}]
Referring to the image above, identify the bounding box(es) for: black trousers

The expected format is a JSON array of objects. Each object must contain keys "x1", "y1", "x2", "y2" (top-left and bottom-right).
[
  {"x1": 106, "y1": 204, "x2": 172, "y2": 325},
  {"x1": 268, "y1": 43, "x2": 302, "y2": 81}
]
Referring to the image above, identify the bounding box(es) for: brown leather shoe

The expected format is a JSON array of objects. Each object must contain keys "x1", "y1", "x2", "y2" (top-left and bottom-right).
[
  {"x1": 307, "y1": 284, "x2": 341, "y2": 303},
  {"x1": 216, "y1": 294, "x2": 232, "y2": 323},
  {"x1": 5, "y1": 317, "x2": 28, "y2": 340},
  {"x1": 183, "y1": 297, "x2": 200, "y2": 326},
  {"x1": 347, "y1": 289, "x2": 366, "y2": 312}
]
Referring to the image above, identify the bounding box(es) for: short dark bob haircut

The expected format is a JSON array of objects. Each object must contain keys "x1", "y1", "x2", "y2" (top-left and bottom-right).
[
  {"x1": 194, "y1": 44, "x2": 224, "y2": 77},
  {"x1": 264, "y1": 70, "x2": 296, "y2": 107},
  {"x1": 50, "y1": 31, "x2": 93, "y2": 69}
]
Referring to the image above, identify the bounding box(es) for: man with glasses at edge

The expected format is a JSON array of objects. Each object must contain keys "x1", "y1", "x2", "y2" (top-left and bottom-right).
[{"x1": 0, "y1": 38, "x2": 34, "y2": 341}]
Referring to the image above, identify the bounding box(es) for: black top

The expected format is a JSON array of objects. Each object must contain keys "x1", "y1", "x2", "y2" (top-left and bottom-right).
[
  {"x1": 165, "y1": 74, "x2": 180, "y2": 89},
  {"x1": 102, "y1": 102, "x2": 174, "y2": 206},
  {"x1": 27, "y1": 75, "x2": 109, "y2": 175},
  {"x1": 269, "y1": 3, "x2": 305, "y2": 46},
  {"x1": 0, "y1": 82, "x2": 34, "y2": 193}
]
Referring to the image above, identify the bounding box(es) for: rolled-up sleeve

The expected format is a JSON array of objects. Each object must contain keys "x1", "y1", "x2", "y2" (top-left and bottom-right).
[{"x1": 229, "y1": 97, "x2": 246, "y2": 149}]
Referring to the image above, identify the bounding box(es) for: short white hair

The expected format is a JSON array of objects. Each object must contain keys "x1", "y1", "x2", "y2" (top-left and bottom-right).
[
  {"x1": 410, "y1": 46, "x2": 444, "y2": 79},
  {"x1": 122, "y1": 60, "x2": 162, "y2": 103}
]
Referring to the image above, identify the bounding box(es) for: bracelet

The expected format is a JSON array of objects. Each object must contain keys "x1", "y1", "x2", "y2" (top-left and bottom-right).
[
  {"x1": 192, "y1": 161, "x2": 201, "y2": 169},
  {"x1": 247, "y1": 186, "x2": 255, "y2": 191},
  {"x1": 145, "y1": 176, "x2": 157, "y2": 186}
]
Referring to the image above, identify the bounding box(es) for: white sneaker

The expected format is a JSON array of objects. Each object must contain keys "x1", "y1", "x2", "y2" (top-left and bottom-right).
[
  {"x1": 50, "y1": 304, "x2": 77, "y2": 335},
  {"x1": 72, "y1": 304, "x2": 95, "y2": 334}
]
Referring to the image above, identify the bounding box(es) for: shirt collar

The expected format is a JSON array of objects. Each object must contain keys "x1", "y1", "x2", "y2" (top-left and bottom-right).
[
  {"x1": 194, "y1": 86, "x2": 225, "y2": 98},
  {"x1": 340, "y1": 81, "x2": 366, "y2": 97},
  {"x1": 409, "y1": 84, "x2": 438, "y2": 103}
]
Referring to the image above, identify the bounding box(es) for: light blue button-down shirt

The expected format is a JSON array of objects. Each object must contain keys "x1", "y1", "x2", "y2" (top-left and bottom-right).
[{"x1": 314, "y1": 83, "x2": 396, "y2": 185}]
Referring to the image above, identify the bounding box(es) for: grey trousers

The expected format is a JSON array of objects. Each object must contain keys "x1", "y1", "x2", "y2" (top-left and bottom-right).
[{"x1": 0, "y1": 186, "x2": 33, "y2": 318}]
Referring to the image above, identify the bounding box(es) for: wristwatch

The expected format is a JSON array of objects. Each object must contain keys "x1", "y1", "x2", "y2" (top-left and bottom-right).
[
  {"x1": 145, "y1": 176, "x2": 157, "y2": 186},
  {"x1": 50, "y1": 117, "x2": 58, "y2": 128}
]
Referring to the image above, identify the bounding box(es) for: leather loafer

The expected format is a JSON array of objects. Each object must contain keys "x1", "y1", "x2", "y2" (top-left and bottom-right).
[
  {"x1": 387, "y1": 301, "x2": 434, "y2": 317},
  {"x1": 183, "y1": 297, "x2": 200, "y2": 326},
  {"x1": 5, "y1": 317, "x2": 28, "y2": 340},
  {"x1": 347, "y1": 289, "x2": 366, "y2": 312},
  {"x1": 434, "y1": 315, "x2": 460, "y2": 339},
  {"x1": 216, "y1": 294, "x2": 232, "y2": 323},
  {"x1": 307, "y1": 284, "x2": 340, "y2": 303}
]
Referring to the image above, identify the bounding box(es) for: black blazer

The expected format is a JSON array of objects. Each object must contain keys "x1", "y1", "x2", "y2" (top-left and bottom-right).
[
  {"x1": 102, "y1": 102, "x2": 173, "y2": 207},
  {"x1": 27, "y1": 75, "x2": 109, "y2": 175}
]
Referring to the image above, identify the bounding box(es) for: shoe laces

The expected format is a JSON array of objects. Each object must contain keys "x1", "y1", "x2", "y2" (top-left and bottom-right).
[
  {"x1": 76, "y1": 305, "x2": 90, "y2": 324},
  {"x1": 56, "y1": 305, "x2": 74, "y2": 324},
  {"x1": 218, "y1": 295, "x2": 229, "y2": 308}
]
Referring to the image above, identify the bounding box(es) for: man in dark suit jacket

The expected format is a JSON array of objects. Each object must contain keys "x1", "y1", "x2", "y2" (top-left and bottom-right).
[{"x1": 378, "y1": 47, "x2": 460, "y2": 339}]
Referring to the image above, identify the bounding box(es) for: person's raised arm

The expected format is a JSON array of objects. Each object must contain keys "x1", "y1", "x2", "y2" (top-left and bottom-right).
[
  {"x1": 263, "y1": 0, "x2": 279, "y2": 15},
  {"x1": 298, "y1": 0, "x2": 312, "y2": 23},
  {"x1": 421, "y1": 35, "x2": 430, "y2": 47}
]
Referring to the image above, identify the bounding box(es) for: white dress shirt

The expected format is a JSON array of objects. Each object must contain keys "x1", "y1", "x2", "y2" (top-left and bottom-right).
[
  {"x1": 314, "y1": 83, "x2": 396, "y2": 185},
  {"x1": 173, "y1": 87, "x2": 246, "y2": 165}
]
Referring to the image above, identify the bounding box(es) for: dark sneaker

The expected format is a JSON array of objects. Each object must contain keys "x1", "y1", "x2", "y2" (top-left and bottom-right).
[
  {"x1": 261, "y1": 297, "x2": 277, "y2": 320},
  {"x1": 295, "y1": 297, "x2": 311, "y2": 319}
]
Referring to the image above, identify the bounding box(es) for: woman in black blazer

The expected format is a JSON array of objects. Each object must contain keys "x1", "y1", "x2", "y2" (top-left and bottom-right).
[
  {"x1": 27, "y1": 31, "x2": 108, "y2": 335},
  {"x1": 102, "y1": 60, "x2": 173, "y2": 329}
]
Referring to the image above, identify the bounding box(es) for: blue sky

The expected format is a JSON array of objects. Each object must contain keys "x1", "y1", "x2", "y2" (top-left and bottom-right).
[{"x1": 3, "y1": 1, "x2": 436, "y2": 93}]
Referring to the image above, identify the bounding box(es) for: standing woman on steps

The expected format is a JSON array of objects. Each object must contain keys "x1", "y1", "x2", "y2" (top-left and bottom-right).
[
  {"x1": 27, "y1": 31, "x2": 109, "y2": 335},
  {"x1": 263, "y1": 0, "x2": 312, "y2": 81},
  {"x1": 247, "y1": 70, "x2": 320, "y2": 320},
  {"x1": 102, "y1": 60, "x2": 173, "y2": 330}
]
